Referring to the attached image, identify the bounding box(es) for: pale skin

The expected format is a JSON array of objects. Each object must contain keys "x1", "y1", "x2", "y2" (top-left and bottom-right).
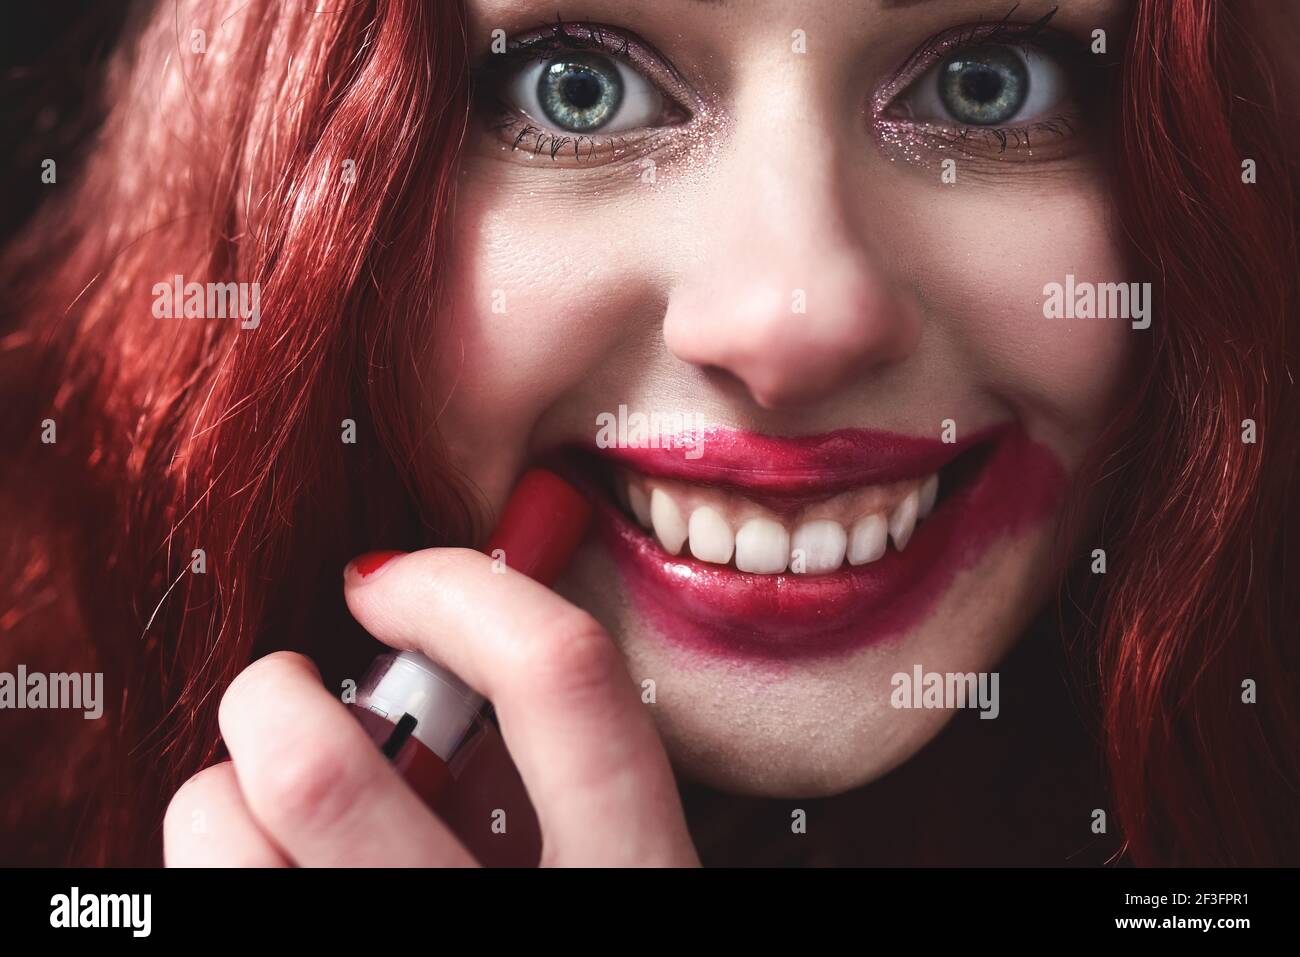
[{"x1": 167, "y1": 0, "x2": 1133, "y2": 865}]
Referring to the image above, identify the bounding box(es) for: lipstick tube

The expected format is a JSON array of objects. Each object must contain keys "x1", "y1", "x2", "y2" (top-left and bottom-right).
[{"x1": 349, "y1": 468, "x2": 591, "y2": 809}]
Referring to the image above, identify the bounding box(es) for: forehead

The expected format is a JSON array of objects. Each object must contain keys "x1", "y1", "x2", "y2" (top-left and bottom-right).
[{"x1": 468, "y1": 0, "x2": 1126, "y2": 28}]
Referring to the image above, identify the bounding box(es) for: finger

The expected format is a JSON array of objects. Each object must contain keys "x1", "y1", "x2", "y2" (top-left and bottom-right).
[
  {"x1": 163, "y1": 762, "x2": 289, "y2": 867},
  {"x1": 217, "y1": 651, "x2": 477, "y2": 867},
  {"x1": 344, "y1": 549, "x2": 698, "y2": 866},
  {"x1": 435, "y1": 722, "x2": 543, "y2": 866}
]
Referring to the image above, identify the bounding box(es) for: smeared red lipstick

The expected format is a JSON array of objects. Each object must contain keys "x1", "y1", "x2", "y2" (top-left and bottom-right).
[
  {"x1": 563, "y1": 424, "x2": 1065, "y2": 662},
  {"x1": 596, "y1": 425, "x2": 986, "y2": 497}
]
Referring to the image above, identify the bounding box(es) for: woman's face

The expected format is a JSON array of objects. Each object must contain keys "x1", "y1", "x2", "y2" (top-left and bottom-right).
[{"x1": 432, "y1": 0, "x2": 1133, "y2": 795}]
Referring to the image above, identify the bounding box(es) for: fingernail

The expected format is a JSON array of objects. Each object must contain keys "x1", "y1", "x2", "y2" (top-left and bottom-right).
[{"x1": 347, "y1": 550, "x2": 406, "y2": 583}]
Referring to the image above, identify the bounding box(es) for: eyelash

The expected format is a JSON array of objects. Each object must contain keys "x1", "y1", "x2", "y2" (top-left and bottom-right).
[
  {"x1": 472, "y1": 20, "x2": 688, "y2": 163},
  {"x1": 896, "y1": 4, "x2": 1061, "y2": 79},
  {"x1": 877, "y1": 5, "x2": 1102, "y2": 160},
  {"x1": 473, "y1": 6, "x2": 1104, "y2": 165}
]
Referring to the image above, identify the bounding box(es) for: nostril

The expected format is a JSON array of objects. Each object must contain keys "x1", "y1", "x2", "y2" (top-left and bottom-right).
[
  {"x1": 694, "y1": 364, "x2": 753, "y2": 403},
  {"x1": 691, "y1": 351, "x2": 862, "y2": 411},
  {"x1": 747, "y1": 378, "x2": 835, "y2": 412},
  {"x1": 710, "y1": 369, "x2": 818, "y2": 412},
  {"x1": 664, "y1": 265, "x2": 922, "y2": 409},
  {"x1": 684, "y1": 361, "x2": 821, "y2": 412}
]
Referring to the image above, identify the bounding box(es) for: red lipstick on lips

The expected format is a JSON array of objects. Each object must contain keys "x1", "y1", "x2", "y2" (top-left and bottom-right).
[
  {"x1": 566, "y1": 424, "x2": 1065, "y2": 662},
  {"x1": 349, "y1": 469, "x2": 592, "y2": 810}
]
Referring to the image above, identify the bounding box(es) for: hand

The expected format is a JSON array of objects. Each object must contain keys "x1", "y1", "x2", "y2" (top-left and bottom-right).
[{"x1": 164, "y1": 548, "x2": 700, "y2": 866}]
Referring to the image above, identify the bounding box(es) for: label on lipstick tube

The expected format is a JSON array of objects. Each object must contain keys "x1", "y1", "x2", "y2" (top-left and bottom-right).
[{"x1": 352, "y1": 651, "x2": 491, "y2": 805}]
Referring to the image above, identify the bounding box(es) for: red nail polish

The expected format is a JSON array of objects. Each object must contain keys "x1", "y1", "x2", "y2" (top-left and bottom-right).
[
  {"x1": 350, "y1": 469, "x2": 591, "y2": 810},
  {"x1": 350, "y1": 550, "x2": 405, "y2": 579}
]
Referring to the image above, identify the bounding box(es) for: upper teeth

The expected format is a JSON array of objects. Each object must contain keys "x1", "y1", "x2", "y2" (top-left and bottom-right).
[
  {"x1": 792, "y1": 519, "x2": 847, "y2": 574},
  {"x1": 688, "y1": 506, "x2": 734, "y2": 564},
  {"x1": 632, "y1": 471, "x2": 940, "y2": 575},
  {"x1": 649, "y1": 487, "x2": 688, "y2": 555},
  {"x1": 734, "y1": 517, "x2": 789, "y2": 573}
]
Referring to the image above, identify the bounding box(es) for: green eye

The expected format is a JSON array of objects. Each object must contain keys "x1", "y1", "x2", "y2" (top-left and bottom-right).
[
  {"x1": 537, "y1": 55, "x2": 624, "y2": 132},
  {"x1": 937, "y1": 46, "x2": 1029, "y2": 125},
  {"x1": 504, "y1": 47, "x2": 667, "y2": 138}
]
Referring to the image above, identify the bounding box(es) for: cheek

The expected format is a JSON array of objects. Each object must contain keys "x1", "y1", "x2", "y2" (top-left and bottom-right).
[
  {"x1": 435, "y1": 180, "x2": 655, "y2": 433},
  {"x1": 891, "y1": 182, "x2": 1135, "y2": 445}
]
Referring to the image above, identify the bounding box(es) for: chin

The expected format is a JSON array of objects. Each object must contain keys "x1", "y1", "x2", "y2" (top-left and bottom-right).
[{"x1": 654, "y1": 699, "x2": 961, "y2": 799}]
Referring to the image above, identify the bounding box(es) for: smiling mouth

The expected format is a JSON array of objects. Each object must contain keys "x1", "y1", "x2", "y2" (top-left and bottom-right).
[
  {"x1": 550, "y1": 424, "x2": 1066, "y2": 662},
  {"x1": 614, "y1": 467, "x2": 940, "y2": 574}
]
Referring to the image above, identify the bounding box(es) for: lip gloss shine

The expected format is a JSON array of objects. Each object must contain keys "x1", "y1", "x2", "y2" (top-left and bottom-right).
[{"x1": 348, "y1": 468, "x2": 592, "y2": 810}]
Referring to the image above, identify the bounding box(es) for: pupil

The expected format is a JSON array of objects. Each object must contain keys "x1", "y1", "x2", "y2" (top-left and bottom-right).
[
  {"x1": 960, "y1": 67, "x2": 1003, "y2": 104},
  {"x1": 936, "y1": 47, "x2": 1027, "y2": 126},
  {"x1": 561, "y1": 71, "x2": 603, "y2": 110}
]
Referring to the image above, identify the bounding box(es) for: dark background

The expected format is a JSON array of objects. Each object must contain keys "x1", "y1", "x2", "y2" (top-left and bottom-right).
[{"x1": 1, "y1": 1, "x2": 131, "y2": 241}]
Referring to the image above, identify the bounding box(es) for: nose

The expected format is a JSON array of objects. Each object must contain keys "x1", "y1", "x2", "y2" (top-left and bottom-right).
[{"x1": 662, "y1": 123, "x2": 921, "y2": 410}]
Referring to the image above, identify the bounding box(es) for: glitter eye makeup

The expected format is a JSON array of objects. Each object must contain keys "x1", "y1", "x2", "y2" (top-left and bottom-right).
[
  {"x1": 872, "y1": 7, "x2": 1114, "y2": 166},
  {"x1": 474, "y1": 21, "x2": 695, "y2": 165}
]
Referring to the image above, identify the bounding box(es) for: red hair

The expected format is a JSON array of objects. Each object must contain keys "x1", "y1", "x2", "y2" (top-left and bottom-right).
[
  {"x1": 1, "y1": 0, "x2": 1296, "y2": 865},
  {"x1": 1074, "y1": 0, "x2": 1300, "y2": 864}
]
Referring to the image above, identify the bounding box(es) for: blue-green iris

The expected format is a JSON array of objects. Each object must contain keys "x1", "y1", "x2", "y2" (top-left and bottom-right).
[
  {"x1": 938, "y1": 46, "x2": 1028, "y2": 125},
  {"x1": 538, "y1": 54, "x2": 624, "y2": 132}
]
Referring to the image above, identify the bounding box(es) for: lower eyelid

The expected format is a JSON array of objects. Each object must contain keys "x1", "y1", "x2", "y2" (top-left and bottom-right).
[
  {"x1": 874, "y1": 111, "x2": 1088, "y2": 166},
  {"x1": 483, "y1": 110, "x2": 670, "y2": 165}
]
